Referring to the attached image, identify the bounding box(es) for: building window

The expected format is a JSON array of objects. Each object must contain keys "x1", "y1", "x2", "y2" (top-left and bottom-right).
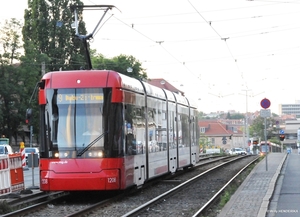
[
  {"x1": 200, "y1": 127, "x2": 205, "y2": 133},
  {"x1": 211, "y1": 138, "x2": 215, "y2": 145}
]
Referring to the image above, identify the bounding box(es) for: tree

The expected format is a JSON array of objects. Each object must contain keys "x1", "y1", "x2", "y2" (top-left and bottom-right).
[
  {"x1": 199, "y1": 134, "x2": 211, "y2": 151},
  {"x1": 229, "y1": 113, "x2": 245, "y2": 120},
  {"x1": 22, "y1": 0, "x2": 87, "y2": 72},
  {"x1": 0, "y1": 19, "x2": 27, "y2": 145},
  {"x1": 92, "y1": 53, "x2": 148, "y2": 80},
  {"x1": 249, "y1": 116, "x2": 277, "y2": 141},
  {"x1": 21, "y1": 0, "x2": 89, "y2": 142},
  {"x1": 19, "y1": 48, "x2": 51, "y2": 145},
  {"x1": 198, "y1": 111, "x2": 206, "y2": 119}
]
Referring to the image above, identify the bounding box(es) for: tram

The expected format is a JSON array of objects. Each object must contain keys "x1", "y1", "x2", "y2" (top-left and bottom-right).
[{"x1": 38, "y1": 70, "x2": 199, "y2": 191}]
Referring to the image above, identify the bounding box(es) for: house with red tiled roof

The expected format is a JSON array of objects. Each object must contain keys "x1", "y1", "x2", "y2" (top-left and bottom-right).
[
  {"x1": 199, "y1": 119, "x2": 246, "y2": 152},
  {"x1": 147, "y1": 78, "x2": 184, "y2": 96}
]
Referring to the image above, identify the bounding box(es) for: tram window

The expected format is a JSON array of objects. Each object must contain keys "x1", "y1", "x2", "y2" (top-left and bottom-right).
[
  {"x1": 162, "y1": 112, "x2": 166, "y2": 120},
  {"x1": 135, "y1": 108, "x2": 142, "y2": 117}
]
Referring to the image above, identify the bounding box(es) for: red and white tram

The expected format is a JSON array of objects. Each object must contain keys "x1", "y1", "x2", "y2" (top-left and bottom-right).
[
  {"x1": 38, "y1": 70, "x2": 199, "y2": 191},
  {"x1": 259, "y1": 141, "x2": 281, "y2": 155}
]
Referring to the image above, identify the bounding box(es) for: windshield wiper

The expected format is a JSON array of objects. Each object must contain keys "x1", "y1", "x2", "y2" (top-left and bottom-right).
[{"x1": 77, "y1": 131, "x2": 107, "y2": 157}]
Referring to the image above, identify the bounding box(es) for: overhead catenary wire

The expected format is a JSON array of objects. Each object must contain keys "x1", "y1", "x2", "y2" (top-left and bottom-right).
[
  {"x1": 110, "y1": 12, "x2": 201, "y2": 81},
  {"x1": 76, "y1": 1, "x2": 300, "y2": 97},
  {"x1": 187, "y1": 0, "x2": 248, "y2": 88}
]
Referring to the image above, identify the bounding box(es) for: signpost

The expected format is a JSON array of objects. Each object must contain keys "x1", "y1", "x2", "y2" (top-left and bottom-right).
[
  {"x1": 279, "y1": 130, "x2": 284, "y2": 153},
  {"x1": 260, "y1": 98, "x2": 271, "y2": 109},
  {"x1": 260, "y1": 98, "x2": 271, "y2": 171},
  {"x1": 260, "y1": 109, "x2": 271, "y2": 118}
]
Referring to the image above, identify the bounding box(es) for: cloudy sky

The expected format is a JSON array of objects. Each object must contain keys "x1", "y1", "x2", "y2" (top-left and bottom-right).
[{"x1": 2, "y1": 0, "x2": 300, "y2": 114}]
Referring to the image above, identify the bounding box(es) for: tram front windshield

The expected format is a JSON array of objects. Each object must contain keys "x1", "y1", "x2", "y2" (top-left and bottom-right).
[{"x1": 46, "y1": 88, "x2": 106, "y2": 158}]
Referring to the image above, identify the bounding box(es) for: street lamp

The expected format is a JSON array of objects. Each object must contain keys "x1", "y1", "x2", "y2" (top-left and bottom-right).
[
  {"x1": 240, "y1": 90, "x2": 264, "y2": 149},
  {"x1": 242, "y1": 89, "x2": 251, "y2": 149}
]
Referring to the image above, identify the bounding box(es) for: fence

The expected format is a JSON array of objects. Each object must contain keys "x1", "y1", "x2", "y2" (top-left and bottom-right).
[{"x1": 0, "y1": 153, "x2": 25, "y2": 197}]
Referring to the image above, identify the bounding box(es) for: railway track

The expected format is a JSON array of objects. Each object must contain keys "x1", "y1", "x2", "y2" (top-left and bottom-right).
[
  {"x1": 1, "y1": 192, "x2": 69, "y2": 217},
  {"x1": 0, "y1": 155, "x2": 257, "y2": 216},
  {"x1": 120, "y1": 155, "x2": 259, "y2": 217}
]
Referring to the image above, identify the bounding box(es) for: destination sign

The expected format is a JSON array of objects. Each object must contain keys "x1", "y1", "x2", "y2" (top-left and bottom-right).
[{"x1": 57, "y1": 93, "x2": 104, "y2": 104}]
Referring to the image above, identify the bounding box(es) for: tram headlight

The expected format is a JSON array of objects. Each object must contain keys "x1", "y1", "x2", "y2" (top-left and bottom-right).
[
  {"x1": 98, "y1": 151, "x2": 103, "y2": 157},
  {"x1": 87, "y1": 150, "x2": 104, "y2": 157},
  {"x1": 54, "y1": 152, "x2": 59, "y2": 158}
]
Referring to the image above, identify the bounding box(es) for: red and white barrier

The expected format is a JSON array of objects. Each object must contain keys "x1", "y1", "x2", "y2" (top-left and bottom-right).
[
  {"x1": 0, "y1": 155, "x2": 11, "y2": 196},
  {"x1": 0, "y1": 152, "x2": 25, "y2": 197},
  {"x1": 20, "y1": 142, "x2": 26, "y2": 168},
  {"x1": 9, "y1": 153, "x2": 25, "y2": 192}
]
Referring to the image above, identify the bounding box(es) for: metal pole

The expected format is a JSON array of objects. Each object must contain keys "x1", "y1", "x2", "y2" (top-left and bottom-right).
[
  {"x1": 30, "y1": 126, "x2": 33, "y2": 148},
  {"x1": 246, "y1": 92, "x2": 249, "y2": 149},
  {"x1": 264, "y1": 117, "x2": 268, "y2": 171},
  {"x1": 242, "y1": 89, "x2": 251, "y2": 149},
  {"x1": 31, "y1": 153, "x2": 35, "y2": 186}
]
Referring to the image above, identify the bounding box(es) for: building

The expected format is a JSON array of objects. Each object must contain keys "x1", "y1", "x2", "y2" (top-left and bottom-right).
[
  {"x1": 198, "y1": 119, "x2": 245, "y2": 152},
  {"x1": 281, "y1": 120, "x2": 300, "y2": 151},
  {"x1": 279, "y1": 101, "x2": 300, "y2": 118}
]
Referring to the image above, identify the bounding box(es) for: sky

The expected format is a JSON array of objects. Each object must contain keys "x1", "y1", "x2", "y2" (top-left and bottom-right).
[{"x1": 1, "y1": 0, "x2": 300, "y2": 114}]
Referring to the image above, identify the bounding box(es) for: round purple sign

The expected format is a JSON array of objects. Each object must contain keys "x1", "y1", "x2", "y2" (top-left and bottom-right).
[{"x1": 260, "y1": 98, "x2": 271, "y2": 109}]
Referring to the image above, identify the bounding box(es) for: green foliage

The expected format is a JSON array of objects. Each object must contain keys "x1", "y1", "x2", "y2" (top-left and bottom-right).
[
  {"x1": 219, "y1": 190, "x2": 231, "y2": 207},
  {"x1": 225, "y1": 112, "x2": 245, "y2": 119},
  {"x1": 199, "y1": 133, "x2": 211, "y2": 148},
  {"x1": 198, "y1": 111, "x2": 206, "y2": 119},
  {"x1": 268, "y1": 137, "x2": 281, "y2": 145},
  {"x1": 249, "y1": 116, "x2": 277, "y2": 141},
  {"x1": 22, "y1": 0, "x2": 87, "y2": 72},
  {"x1": 228, "y1": 113, "x2": 245, "y2": 119},
  {"x1": 0, "y1": 19, "x2": 28, "y2": 144},
  {"x1": 0, "y1": 2, "x2": 150, "y2": 146},
  {"x1": 19, "y1": 0, "x2": 88, "y2": 141},
  {"x1": 0, "y1": 200, "x2": 12, "y2": 214}
]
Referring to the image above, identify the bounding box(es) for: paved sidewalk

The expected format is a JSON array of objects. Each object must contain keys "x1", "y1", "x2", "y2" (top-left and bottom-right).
[
  {"x1": 218, "y1": 153, "x2": 287, "y2": 217},
  {"x1": 267, "y1": 153, "x2": 300, "y2": 217}
]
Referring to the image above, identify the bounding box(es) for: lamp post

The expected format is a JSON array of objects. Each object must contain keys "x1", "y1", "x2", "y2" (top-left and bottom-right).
[
  {"x1": 240, "y1": 90, "x2": 264, "y2": 150},
  {"x1": 242, "y1": 89, "x2": 251, "y2": 149}
]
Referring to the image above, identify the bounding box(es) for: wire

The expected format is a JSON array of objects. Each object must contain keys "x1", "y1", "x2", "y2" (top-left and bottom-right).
[
  {"x1": 93, "y1": 13, "x2": 114, "y2": 38},
  {"x1": 187, "y1": 0, "x2": 249, "y2": 87},
  {"x1": 187, "y1": 0, "x2": 222, "y2": 38}
]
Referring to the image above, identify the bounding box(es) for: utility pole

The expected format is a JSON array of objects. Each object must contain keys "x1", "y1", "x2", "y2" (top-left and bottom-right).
[
  {"x1": 240, "y1": 90, "x2": 264, "y2": 149},
  {"x1": 242, "y1": 89, "x2": 251, "y2": 148}
]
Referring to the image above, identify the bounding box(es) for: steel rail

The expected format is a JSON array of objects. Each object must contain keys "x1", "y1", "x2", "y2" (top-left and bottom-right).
[
  {"x1": 121, "y1": 156, "x2": 253, "y2": 217},
  {"x1": 192, "y1": 156, "x2": 260, "y2": 216}
]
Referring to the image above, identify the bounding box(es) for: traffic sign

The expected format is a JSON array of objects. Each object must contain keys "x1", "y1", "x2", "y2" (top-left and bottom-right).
[
  {"x1": 261, "y1": 98, "x2": 271, "y2": 109},
  {"x1": 260, "y1": 109, "x2": 271, "y2": 117},
  {"x1": 279, "y1": 130, "x2": 284, "y2": 134}
]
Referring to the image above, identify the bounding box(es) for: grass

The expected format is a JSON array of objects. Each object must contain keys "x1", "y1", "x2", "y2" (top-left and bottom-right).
[
  {"x1": 218, "y1": 158, "x2": 260, "y2": 209},
  {"x1": 0, "y1": 200, "x2": 13, "y2": 214}
]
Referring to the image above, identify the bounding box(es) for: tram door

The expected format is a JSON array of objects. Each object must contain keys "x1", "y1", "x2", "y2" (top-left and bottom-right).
[{"x1": 168, "y1": 104, "x2": 177, "y2": 173}]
